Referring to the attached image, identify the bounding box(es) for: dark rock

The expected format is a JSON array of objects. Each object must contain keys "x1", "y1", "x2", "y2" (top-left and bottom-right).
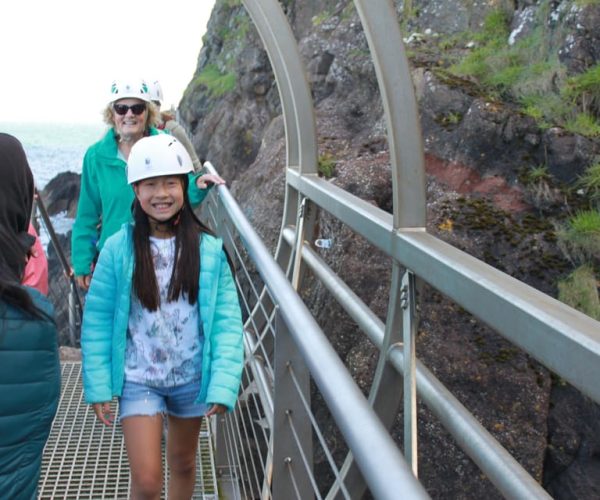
[
  {"x1": 402, "y1": 0, "x2": 512, "y2": 34},
  {"x1": 543, "y1": 128, "x2": 599, "y2": 183},
  {"x1": 40, "y1": 171, "x2": 81, "y2": 218},
  {"x1": 179, "y1": 3, "x2": 275, "y2": 183},
  {"x1": 558, "y1": 4, "x2": 600, "y2": 74},
  {"x1": 46, "y1": 231, "x2": 77, "y2": 347},
  {"x1": 543, "y1": 382, "x2": 600, "y2": 499},
  {"x1": 239, "y1": 47, "x2": 271, "y2": 97}
]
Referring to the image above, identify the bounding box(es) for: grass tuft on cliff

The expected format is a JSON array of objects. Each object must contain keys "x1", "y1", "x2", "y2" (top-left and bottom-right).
[
  {"x1": 577, "y1": 162, "x2": 600, "y2": 206},
  {"x1": 448, "y1": 4, "x2": 600, "y2": 137},
  {"x1": 557, "y1": 210, "x2": 600, "y2": 264},
  {"x1": 194, "y1": 65, "x2": 237, "y2": 98},
  {"x1": 558, "y1": 265, "x2": 600, "y2": 320}
]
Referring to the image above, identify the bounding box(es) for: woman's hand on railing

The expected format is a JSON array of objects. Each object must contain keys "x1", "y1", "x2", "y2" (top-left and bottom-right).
[{"x1": 75, "y1": 274, "x2": 92, "y2": 291}]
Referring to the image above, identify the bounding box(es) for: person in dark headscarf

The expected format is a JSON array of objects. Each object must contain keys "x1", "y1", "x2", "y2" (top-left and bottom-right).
[
  {"x1": 0, "y1": 132, "x2": 48, "y2": 295},
  {"x1": 0, "y1": 133, "x2": 61, "y2": 500}
]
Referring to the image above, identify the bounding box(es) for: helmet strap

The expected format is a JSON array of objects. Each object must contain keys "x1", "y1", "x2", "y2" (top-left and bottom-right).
[{"x1": 147, "y1": 207, "x2": 184, "y2": 235}]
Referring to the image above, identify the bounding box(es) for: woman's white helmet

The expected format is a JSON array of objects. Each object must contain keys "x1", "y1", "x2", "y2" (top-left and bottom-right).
[
  {"x1": 109, "y1": 78, "x2": 151, "y2": 104},
  {"x1": 127, "y1": 134, "x2": 193, "y2": 184},
  {"x1": 148, "y1": 80, "x2": 164, "y2": 106}
]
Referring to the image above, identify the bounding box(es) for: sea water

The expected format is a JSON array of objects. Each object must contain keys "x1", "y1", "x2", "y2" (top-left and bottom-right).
[
  {"x1": 0, "y1": 121, "x2": 105, "y2": 188},
  {"x1": 0, "y1": 121, "x2": 106, "y2": 245}
]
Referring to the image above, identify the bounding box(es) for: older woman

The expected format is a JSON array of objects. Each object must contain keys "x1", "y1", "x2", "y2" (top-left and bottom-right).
[
  {"x1": 0, "y1": 133, "x2": 60, "y2": 499},
  {"x1": 71, "y1": 78, "x2": 224, "y2": 290}
]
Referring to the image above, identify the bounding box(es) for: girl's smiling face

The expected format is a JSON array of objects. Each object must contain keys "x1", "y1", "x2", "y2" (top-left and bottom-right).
[{"x1": 133, "y1": 175, "x2": 185, "y2": 233}]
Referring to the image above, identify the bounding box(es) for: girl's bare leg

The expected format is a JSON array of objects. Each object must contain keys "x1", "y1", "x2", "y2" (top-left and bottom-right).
[
  {"x1": 122, "y1": 415, "x2": 164, "y2": 500},
  {"x1": 166, "y1": 415, "x2": 203, "y2": 499}
]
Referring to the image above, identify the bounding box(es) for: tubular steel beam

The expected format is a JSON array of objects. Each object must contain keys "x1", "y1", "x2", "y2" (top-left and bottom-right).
[
  {"x1": 240, "y1": 0, "x2": 317, "y2": 172},
  {"x1": 329, "y1": 261, "x2": 408, "y2": 500},
  {"x1": 238, "y1": 0, "x2": 318, "y2": 314},
  {"x1": 287, "y1": 170, "x2": 600, "y2": 405},
  {"x1": 401, "y1": 270, "x2": 418, "y2": 475},
  {"x1": 272, "y1": 311, "x2": 313, "y2": 499},
  {"x1": 211, "y1": 181, "x2": 430, "y2": 499},
  {"x1": 283, "y1": 230, "x2": 552, "y2": 499},
  {"x1": 353, "y1": 0, "x2": 426, "y2": 228},
  {"x1": 389, "y1": 349, "x2": 553, "y2": 500}
]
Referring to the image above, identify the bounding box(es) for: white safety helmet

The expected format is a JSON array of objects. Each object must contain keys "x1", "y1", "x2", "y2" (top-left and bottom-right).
[
  {"x1": 108, "y1": 78, "x2": 151, "y2": 104},
  {"x1": 127, "y1": 134, "x2": 193, "y2": 184},
  {"x1": 148, "y1": 80, "x2": 164, "y2": 105}
]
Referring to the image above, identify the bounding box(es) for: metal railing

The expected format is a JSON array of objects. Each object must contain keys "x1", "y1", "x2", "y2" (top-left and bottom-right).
[
  {"x1": 33, "y1": 189, "x2": 82, "y2": 346},
  {"x1": 201, "y1": 163, "x2": 600, "y2": 499},
  {"x1": 200, "y1": 163, "x2": 429, "y2": 499},
  {"x1": 192, "y1": 0, "x2": 600, "y2": 498}
]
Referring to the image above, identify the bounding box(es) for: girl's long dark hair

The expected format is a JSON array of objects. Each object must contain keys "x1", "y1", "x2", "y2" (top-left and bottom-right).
[
  {"x1": 0, "y1": 225, "x2": 52, "y2": 321},
  {"x1": 132, "y1": 175, "x2": 215, "y2": 311},
  {"x1": 0, "y1": 133, "x2": 52, "y2": 322}
]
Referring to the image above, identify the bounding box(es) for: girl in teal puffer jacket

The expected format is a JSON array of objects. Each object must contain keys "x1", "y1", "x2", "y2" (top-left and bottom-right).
[{"x1": 81, "y1": 134, "x2": 243, "y2": 499}]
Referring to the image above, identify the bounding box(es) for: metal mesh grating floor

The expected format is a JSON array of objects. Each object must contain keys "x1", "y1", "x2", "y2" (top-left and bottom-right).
[{"x1": 39, "y1": 362, "x2": 218, "y2": 499}]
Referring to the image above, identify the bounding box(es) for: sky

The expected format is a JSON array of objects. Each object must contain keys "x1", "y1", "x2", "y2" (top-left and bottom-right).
[{"x1": 1, "y1": 0, "x2": 217, "y2": 123}]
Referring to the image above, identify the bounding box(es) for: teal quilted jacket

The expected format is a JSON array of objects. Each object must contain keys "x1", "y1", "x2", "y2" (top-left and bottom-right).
[
  {"x1": 0, "y1": 289, "x2": 60, "y2": 500},
  {"x1": 81, "y1": 224, "x2": 244, "y2": 411}
]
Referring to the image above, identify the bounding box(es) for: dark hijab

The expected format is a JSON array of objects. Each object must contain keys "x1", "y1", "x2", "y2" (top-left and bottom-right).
[
  {"x1": 0, "y1": 133, "x2": 48, "y2": 319},
  {"x1": 0, "y1": 133, "x2": 35, "y2": 260}
]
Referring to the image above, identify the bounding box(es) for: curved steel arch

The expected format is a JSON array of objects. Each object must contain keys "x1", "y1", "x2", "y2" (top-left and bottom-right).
[
  {"x1": 239, "y1": 0, "x2": 427, "y2": 497},
  {"x1": 207, "y1": 2, "x2": 598, "y2": 499}
]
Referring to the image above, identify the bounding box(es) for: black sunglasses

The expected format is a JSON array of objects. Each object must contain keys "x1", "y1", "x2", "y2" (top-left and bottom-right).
[{"x1": 113, "y1": 103, "x2": 147, "y2": 116}]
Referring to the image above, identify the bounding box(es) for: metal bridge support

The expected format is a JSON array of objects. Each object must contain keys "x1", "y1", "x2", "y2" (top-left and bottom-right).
[
  {"x1": 238, "y1": 0, "x2": 427, "y2": 496},
  {"x1": 401, "y1": 269, "x2": 418, "y2": 474},
  {"x1": 272, "y1": 309, "x2": 313, "y2": 499},
  {"x1": 208, "y1": 0, "x2": 600, "y2": 497}
]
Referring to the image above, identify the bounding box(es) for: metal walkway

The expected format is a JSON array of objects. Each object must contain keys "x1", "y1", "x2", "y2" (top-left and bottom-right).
[
  {"x1": 34, "y1": 0, "x2": 600, "y2": 498},
  {"x1": 38, "y1": 363, "x2": 218, "y2": 499}
]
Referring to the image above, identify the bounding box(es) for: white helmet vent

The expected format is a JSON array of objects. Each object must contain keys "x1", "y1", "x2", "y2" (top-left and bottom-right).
[{"x1": 109, "y1": 78, "x2": 151, "y2": 103}]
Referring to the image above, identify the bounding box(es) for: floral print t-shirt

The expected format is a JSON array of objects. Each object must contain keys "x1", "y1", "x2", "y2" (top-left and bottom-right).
[{"x1": 125, "y1": 236, "x2": 203, "y2": 387}]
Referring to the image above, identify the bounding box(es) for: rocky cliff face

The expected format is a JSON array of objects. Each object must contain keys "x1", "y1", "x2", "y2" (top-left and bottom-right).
[{"x1": 42, "y1": 0, "x2": 589, "y2": 497}]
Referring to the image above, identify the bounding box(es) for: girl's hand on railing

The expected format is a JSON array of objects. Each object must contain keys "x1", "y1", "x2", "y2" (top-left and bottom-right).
[
  {"x1": 92, "y1": 402, "x2": 114, "y2": 426},
  {"x1": 205, "y1": 404, "x2": 227, "y2": 417},
  {"x1": 196, "y1": 173, "x2": 226, "y2": 190}
]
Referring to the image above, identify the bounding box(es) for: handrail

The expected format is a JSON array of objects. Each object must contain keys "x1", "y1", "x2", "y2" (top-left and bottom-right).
[
  {"x1": 196, "y1": 2, "x2": 600, "y2": 498},
  {"x1": 34, "y1": 189, "x2": 83, "y2": 346},
  {"x1": 204, "y1": 156, "x2": 599, "y2": 498},
  {"x1": 282, "y1": 227, "x2": 552, "y2": 499},
  {"x1": 204, "y1": 161, "x2": 430, "y2": 499},
  {"x1": 287, "y1": 170, "x2": 600, "y2": 404}
]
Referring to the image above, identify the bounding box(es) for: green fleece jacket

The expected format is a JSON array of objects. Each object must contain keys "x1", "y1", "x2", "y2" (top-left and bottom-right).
[{"x1": 71, "y1": 127, "x2": 210, "y2": 276}]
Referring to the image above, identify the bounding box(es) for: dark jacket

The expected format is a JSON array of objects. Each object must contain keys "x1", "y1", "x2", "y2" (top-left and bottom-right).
[{"x1": 0, "y1": 288, "x2": 60, "y2": 500}]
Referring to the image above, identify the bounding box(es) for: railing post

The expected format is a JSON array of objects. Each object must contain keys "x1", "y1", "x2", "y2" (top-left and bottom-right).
[
  {"x1": 401, "y1": 270, "x2": 418, "y2": 475},
  {"x1": 68, "y1": 281, "x2": 79, "y2": 346},
  {"x1": 212, "y1": 412, "x2": 240, "y2": 499},
  {"x1": 272, "y1": 308, "x2": 313, "y2": 499},
  {"x1": 291, "y1": 198, "x2": 307, "y2": 289}
]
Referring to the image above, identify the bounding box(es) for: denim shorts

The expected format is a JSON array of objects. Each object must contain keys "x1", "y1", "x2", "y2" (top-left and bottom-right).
[{"x1": 119, "y1": 379, "x2": 209, "y2": 421}]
